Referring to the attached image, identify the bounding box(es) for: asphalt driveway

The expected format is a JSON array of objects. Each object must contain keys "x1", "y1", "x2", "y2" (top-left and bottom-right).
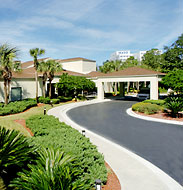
[{"x1": 67, "y1": 100, "x2": 183, "y2": 185}]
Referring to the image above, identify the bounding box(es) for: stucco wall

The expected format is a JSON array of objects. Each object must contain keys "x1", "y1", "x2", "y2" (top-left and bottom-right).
[
  {"x1": 0, "y1": 78, "x2": 43, "y2": 102},
  {"x1": 62, "y1": 61, "x2": 83, "y2": 73},
  {"x1": 61, "y1": 60, "x2": 96, "y2": 74},
  {"x1": 82, "y1": 61, "x2": 96, "y2": 74}
]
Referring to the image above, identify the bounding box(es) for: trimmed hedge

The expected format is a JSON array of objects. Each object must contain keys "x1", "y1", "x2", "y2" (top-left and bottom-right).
[
  {"x1": 26, "y1": 115, "x2": 107, "y2": 185},
  {"x1": 132, "y1": 102, "x2": 162, "y2": 115},
  {"x1": 38, "y1": 97, "x2": 51, "y2": 104},
  {"x1": 143, "y1": 99, "x2": 165, "y2": 106},
  {"x1": 0, "y1": 99, "x2": 37, "y2": 116},
  {"x1": 58, "y1": 96, "x2": 72, "y2": 102}
]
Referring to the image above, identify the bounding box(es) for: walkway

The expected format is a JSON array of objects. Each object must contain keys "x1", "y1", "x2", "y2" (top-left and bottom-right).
[{"x1": 48, "y1": 100, "x2": 183, "y2": 190}]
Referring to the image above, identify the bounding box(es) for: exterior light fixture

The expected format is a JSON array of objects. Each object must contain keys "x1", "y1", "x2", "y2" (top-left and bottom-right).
[
  {"x1": 44, "y1": 107, "x2": 46, "y2": 115},
  {"x1": 95, "y1": 179, "x2": 102, "y2": 190},
  {"x1": 82, "y1": 130, "x2": 86, "y2": 136}
]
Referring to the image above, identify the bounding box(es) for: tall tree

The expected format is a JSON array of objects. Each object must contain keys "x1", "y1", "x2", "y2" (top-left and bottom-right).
[
  {"x1": 161, "y1": 33, "x2": 183, "y2": 73},
  {"x1": 141, "y1": 49, "x2": 163, "y2": 71},
  {"x1": 29, "y1": 48, "x2": 45, "y2": 102},
  {"x1": 37, "y1": 61, "x2": 49, "y2": 98},
  {"x1": 46, "y1": 59, "x2": 62, "y2": 98},
  {"x1": 0, "y1": 44, "x2": 20, "y2": 104}
]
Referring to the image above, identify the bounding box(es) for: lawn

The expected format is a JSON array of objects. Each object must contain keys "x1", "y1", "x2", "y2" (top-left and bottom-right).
[{"x1": 0, "y1": 103, "x2": 64, "y2": 136}]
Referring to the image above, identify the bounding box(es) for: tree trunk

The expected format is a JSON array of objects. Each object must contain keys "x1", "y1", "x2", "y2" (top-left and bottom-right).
[
  {"x1": 43, "y1": 81, "x2": 46, "y2": 98},
  {"x1": 49, "y1": 80, "x2": 52, "y2": 98},
  {"x1": 35, "y1": 70, "x2": 38, "y2": 103},
  {"x1": 4, "y1": 80, "x2": 8, "y2": 105},
  {"x1": 8, "y1": 79, "x2": 11, "y2": 101}
]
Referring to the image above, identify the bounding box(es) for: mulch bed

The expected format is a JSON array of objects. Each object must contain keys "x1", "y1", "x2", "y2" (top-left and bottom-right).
[
  {"x1": 135, "y1": 111, "x2": 183, "y2": 122},
  {"x1": 14, "y1": 118, "x2": 121, "y2": 190}
]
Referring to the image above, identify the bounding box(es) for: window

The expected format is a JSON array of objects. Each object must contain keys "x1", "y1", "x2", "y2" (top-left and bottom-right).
[{"x1": 11, "y1": 87, "x2": 22, "y2": 101}]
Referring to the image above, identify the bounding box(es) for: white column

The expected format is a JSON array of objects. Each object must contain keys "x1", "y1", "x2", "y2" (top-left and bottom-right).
[
  {"x1": 150, "y1": 77, "x2": 159, "y2": 100},
  {"x1": 97, "y1": 81, "x2": 104, "y2": 100}
]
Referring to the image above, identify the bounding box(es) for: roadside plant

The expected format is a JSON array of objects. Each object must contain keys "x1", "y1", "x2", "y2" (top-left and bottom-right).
[
  {"x1": 165, "y1": 96, "x2": 183, "y2": 117},
  {"x1": 132, "y1": 102, "x2": 162, "y2": 115},
  {"x1": 10, "y1": 147, "x2": 90, "y2": 190}
]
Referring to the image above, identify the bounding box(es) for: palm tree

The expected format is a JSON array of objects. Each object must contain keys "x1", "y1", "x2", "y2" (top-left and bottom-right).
[
  {"x1": 46, "y1": 59, "x2": 62, "y2": 98},
  {"x1": 29, "y1": 48, "x2": 45, "y2": 102},
  {"x1": 38, "y1": 59, "x2": 62, "y2": 98},
  {"x1": 37, "y1": 61, "x2": 48, "y2": 98},
  {"x1": 0, "y1": 44, "x2": 19, "y2": 104}
]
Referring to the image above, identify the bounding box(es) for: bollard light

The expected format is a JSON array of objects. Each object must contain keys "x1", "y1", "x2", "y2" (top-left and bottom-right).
[
  {"x1": 82, "y1": 130, "x2": 86, "y2": 136},
  {"x1": 95, "y1": 179, "x2": 102, "y2": 190},
  {"x1": 44, "y1": 107, "x2": 46, "y2": 115}
]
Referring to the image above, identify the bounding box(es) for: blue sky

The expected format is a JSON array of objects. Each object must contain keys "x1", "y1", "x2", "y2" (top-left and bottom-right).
[{"x1": 0, "y1": 0, "x2": 182, "y2": 66}]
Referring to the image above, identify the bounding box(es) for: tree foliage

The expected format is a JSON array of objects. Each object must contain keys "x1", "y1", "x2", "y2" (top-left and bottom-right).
[
  {"x1": 38, "y1": 59, "x2": 62, "y2": 98},
  {"x1": 141, "y1": 49, "x2": 162, "y2": 71},
  {"x1": 0, "y1": 44, "x2": 20, "y2": 104},
  {"x1": 161, "y1": 33, "x2": 183, "y2": 72},
  {"x1": 161, "y1": 69, "x2": 183, "y2": 93},
  {"x1": 56, "y1": 73, "x2": 95, "y2": 97}
]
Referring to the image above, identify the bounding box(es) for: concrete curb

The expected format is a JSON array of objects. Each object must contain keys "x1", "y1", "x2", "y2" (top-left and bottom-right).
[
  {"x1": 48, "y1": 100, "x2": 183, "y2": 190},
  {"x1": 127, "y1": 108, "x2": 183, "y2": 126}
]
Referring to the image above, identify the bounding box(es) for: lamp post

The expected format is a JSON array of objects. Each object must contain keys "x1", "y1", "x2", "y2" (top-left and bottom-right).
[
  {"x1": 44, "y1": 107, "x2": 46, "y2": 115},
  {"x1": 82, "y1": 130, "x2": 86, "y2": 136},
  {"x1": 95, "y1": 179, "x2": 102, "y2": 190}
]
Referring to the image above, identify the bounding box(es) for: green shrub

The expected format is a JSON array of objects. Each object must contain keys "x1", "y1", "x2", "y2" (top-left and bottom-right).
[
  {"x1": 38, "y1": 96, "x2": 51, "y2": 104},
  {"x1": 132, "y1": 102, "x2": 162, "y2": 114},
  {"x1": 10, "y1": 147, "x2": 90, "y2": 190},
  {"x1": 50, "y1": 98, "x2": 60, "y2": 104},
  {"x1": 143, "y1": 99, "x2": 165, "y2": 106},
  {"x1": 0, "y1": 177, "x2": 6, "y2": 190},
  {"x1": 0, "y1": 126, "x2": 37, "y2": 185},
  {"x1": 26, "y1": 115, "x2": 107, "y2": 186},
  {"x1": 165, "y1": 97, "x2": 183, "y2": 117},
  {"x1": 0, "y1": 99, "x2": 37, "y2": 116},
  {"x1": 58, "y1": 96, "x2": 72, "y2": 102}
]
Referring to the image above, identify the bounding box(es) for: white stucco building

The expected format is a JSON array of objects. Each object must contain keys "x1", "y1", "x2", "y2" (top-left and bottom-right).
[
  {"x1": 110, "y1": 50, "x2": 133, "y2": 62},
  {"x1": 110, "y1": 50, "x2": 149, "y2": 62},
  {"x1": 0, "y1": 56, "x2": 165, "y2": 102}
]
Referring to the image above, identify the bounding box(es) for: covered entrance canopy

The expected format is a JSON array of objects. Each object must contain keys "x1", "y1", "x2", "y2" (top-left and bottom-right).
[{"x1": 96, "y1": 67, "x2": 165, "y2": 100}]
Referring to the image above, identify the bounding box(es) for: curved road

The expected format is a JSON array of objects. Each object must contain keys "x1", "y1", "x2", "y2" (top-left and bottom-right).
[{"x1": 67, "y1": 100, "x2": 183, "y2": 185}]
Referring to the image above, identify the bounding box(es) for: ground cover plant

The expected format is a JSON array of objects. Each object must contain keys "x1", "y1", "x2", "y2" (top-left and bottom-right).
[
  {"x1": 26, "y1": 115, "x2": 107, "y2": 187},
  {"x1": 132, "y1": 102, "x2": 162, "y2": 114},
  {"x1": 0, "y1": 99, "x2": 37, "y2": 116}
]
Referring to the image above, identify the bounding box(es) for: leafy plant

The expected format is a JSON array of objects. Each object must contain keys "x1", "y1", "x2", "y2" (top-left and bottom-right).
[
  {"x1": 0, "y1": 126, "x2": 37, "y2": 185},
  {"x1": 10, "y1": 147, "x2": 90, "y2": 190},
  {"x1": 132, "y1": 102, "x2": 162, "y2": 114},
  {"x1": 56, "y1": 73, "x2": 95, "y2": 97},
  {"x1": 165, "y1": 96, "x2": 183, "y2": 117},
  {"x1": 0, "y1": 99, "x2": 37, "y2": 116},
  {"x1": 143, "y1": 99, "x2": 165, "y2": 106},
  {"x1": 38, "y1": 96, "x2": 51, "y2": 104},
  {"x1": 26, "y1": 115, "x2": 107, "y2": 186}
]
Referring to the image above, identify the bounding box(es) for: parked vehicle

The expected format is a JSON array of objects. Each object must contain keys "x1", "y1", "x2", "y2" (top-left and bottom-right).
[{"x1": 137, "y1": 88, "x2": 150, "y2": 100}]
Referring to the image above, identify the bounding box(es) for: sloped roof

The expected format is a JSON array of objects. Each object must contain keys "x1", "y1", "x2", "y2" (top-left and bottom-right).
[
  {"x1": 103, "y1": 67, "x2": 165, "y2": 77},
  {"x1": 86, "y1": 71, "x2": 106, "y2": 77},
  {"x1": 57, "y1": 57, "x2": 96, "y2": 63},
  {"x1": 21, "y1": 57, "x2": 51, "y2": 69},
  {"x1": 12, "y1": 67, "x2": 85, "y2": 79}
]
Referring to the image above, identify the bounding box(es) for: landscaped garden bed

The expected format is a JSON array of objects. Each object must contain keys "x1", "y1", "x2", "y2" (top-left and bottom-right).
[
  {"x1": 0, "y1": 103, "x2": 110, "y2": 189},
  {"x1": 132, "y1": 97, "x2": 183, "y2": 121}
]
